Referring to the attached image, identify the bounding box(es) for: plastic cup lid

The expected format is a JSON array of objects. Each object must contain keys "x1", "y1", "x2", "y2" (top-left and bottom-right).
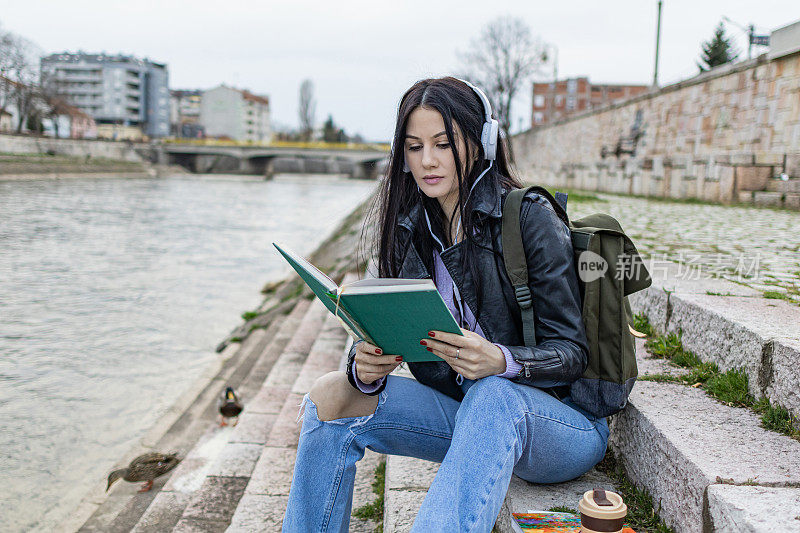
[{"x1": 578, "y1": 488, "x2": 627, "y2": 520}]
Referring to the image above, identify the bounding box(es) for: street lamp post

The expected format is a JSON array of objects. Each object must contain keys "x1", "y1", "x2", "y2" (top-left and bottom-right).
[{"x1": 653, "y1": 0, "x2": 663, "y2": 88}]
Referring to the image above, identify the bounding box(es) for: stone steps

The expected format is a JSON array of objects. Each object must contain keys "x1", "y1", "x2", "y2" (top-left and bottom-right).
[
  {"x1": 74, "y1": 322, "x2": 277, "y2": 533},
  {"x1": 629, "y1": 261, "x2": 800, "y2": 421},
  {"x1": 618, "y1": 262, "x2": 800, "y2": 531},
  {"x1": 167, "y1": 298, "x2": 327, "y2": 531},
  {"x1": 127, "y1": 299, "x2": 314, "y2": 533},
  {"x1": 610, "y1": 351, "x2": 800, "y2": 532},
  {"x1": 227, "y1": 272, "x2": 385, "y2": 532},
  {"x1": 74, "y1": 297, "x2": 310, "y2": 533},
  {"x1": 225, "y1": 309, "x2": 345, "y2": 531}
]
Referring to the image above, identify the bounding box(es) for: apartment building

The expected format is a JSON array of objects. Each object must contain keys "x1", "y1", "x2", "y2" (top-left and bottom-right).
[
  {"x1": 40, "y1": 52, "x2": 170, "y2": 138},
  {"x1": 531, "y1": 77, "x2": 649, "y2": 127},
  {"x1": 200, "y1": 85, "x2": 271, "y2": 142},
  {"x1": 170, "y1": 89, "x2": 204, "y2": 138}
]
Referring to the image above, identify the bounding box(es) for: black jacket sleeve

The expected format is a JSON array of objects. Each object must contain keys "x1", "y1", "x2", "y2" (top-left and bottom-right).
[
  {"x1": 505, "y1": 193, "x2": 589, "y2": 388},
  {"x1": 345, "y1": 339, "x2": 388, "y2": 395}
]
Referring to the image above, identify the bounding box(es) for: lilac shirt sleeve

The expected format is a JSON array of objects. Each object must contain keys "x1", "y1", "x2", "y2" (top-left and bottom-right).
[
  {"x1": 495, "y1": 344, "x2": 523, "y2": 378},
  {"x1": 352, "y1": 360, "x2": 386, "y2": 393}
]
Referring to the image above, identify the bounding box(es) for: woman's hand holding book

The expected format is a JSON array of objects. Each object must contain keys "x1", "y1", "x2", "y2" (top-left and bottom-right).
[
  {"x1": 354, "y1": 342, "x2": 403, "y2": 385},
  {"x1": 421, "y1": 329, "x2": 506, "y2": 380}
]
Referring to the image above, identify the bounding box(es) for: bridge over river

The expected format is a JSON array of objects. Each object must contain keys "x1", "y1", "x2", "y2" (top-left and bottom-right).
[{"x1": 156, "y1": 141, "x2": 389, "y2": 179}]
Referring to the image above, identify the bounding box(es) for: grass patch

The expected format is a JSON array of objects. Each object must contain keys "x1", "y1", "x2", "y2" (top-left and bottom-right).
[
  {"x1": 229, "y1": 336, "x2": 242, "y2": 343},
  {"x1": 634, "y1": 313, "x2": 800, "y2": 441},
  {"x1": 705, "y1": 290, "x2": 734, "y2": 296},
  {"x1": 753, "y1": 398, "x2": 800, "y2": 438},
  {"x1": 352, "y1": 457, "x2": 386, "y2": 530},
  {"x1": 632, "y1": 313, "x2": 656, "y2": 337},
  {"x1": 763, "y1": 290, "x2": 792, "y2": 301},
  {"x1": 643, "y1": 331, "x2": 685, "y2": 362},
  {"x1": 704, "y1": 369, "x2": 753, "y2": 407},
  {"x1": 595, "y1": 451, "x2": 674, "y2": 533},
  {"x1": 241, "y1": 310, "x2": 260, "y2": 321},
  {"x1": 547, "y1": 506, "x2": 579, "y2": 514}
]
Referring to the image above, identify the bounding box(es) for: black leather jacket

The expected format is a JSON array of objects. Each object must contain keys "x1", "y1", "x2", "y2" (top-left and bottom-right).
[{"x1": 346, "y1": 176, "x2": 589, "y2": 402}]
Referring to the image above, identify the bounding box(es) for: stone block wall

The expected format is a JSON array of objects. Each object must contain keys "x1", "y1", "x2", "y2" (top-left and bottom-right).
[
  {"x1": 0, "y1": 133, "x2": 145, "y2": 162},
  {"x1": 511, "y1": 51, "x2": 800, "y2": 209}
]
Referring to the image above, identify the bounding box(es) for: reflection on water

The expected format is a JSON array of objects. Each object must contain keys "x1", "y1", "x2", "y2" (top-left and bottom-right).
[{"x1": 0, "y1": 173, "x2": 376, "y2": 532}]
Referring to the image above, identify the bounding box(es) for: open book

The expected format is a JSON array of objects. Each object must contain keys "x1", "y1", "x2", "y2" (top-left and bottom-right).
[{"x1": 273, "y1": 243, "x2": 463, "y2": 362}]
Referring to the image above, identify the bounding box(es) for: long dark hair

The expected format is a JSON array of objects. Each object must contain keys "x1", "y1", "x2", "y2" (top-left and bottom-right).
[{"x1": 362, "y1": 77, "x2": 522, "y2": 321}]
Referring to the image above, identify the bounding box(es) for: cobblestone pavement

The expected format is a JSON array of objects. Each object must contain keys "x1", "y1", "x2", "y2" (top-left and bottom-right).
[{"x1": 565, "y1": 192, "x2": 800, "y2": 305}]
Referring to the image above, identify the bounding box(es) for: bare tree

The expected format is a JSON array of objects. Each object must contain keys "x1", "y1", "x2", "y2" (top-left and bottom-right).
[
  {"x1": 298, "y1": 79, "x2": 315, "y2": 141},
  {"x1": 0, "y1": 25, "x2": 42, "y2": 132},
  {"x1": 458, "y1": 16, "x2": 547, "y2": 135},
  {"x1": 0, "y1": 25, "x2": 18, "y2": 112},
  {"x1": 39, "y1": 69, "x2": 69, "y2": 137}
]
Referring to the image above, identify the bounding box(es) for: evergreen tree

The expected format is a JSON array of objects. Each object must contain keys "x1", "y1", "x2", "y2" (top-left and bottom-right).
[
  {"x1": 322, "y1": 115, "x2": 339, "y2": 143},
  {"x1": 697, "y1": 22, "x2": 740, "y2": 72}
]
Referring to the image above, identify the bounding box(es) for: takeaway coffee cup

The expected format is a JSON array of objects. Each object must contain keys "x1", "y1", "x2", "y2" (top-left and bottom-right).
[{"x1": 579, "y1": 488, "x2": 627, "y2": 533}]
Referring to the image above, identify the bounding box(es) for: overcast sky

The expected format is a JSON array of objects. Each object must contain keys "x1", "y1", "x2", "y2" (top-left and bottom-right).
[{"x1": 0, "y1": 1, "x2": 794, "y2": 141}]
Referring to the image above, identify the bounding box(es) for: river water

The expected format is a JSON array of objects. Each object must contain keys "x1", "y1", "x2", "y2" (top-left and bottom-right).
[{"x1": 0, "y1": 173, "x2": 376, "y2": 532}]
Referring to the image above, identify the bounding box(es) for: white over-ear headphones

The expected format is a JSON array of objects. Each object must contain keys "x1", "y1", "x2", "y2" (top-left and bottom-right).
[{"x1": 401, "y1": 78, "x2": 499, "y2": 173}]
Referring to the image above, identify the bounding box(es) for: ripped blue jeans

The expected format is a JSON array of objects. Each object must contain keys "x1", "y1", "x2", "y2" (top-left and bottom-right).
[{"x1": 282, "y1": 374, "x2": 609, "y2": 533}]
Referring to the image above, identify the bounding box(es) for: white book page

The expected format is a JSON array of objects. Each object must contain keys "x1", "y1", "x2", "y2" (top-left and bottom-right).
[
  {"x1": 342, "y1": 278, "x2": 435, "y2": 295},
  {"x1": 348, "y1": 278, "x2": 433, "y2": 287}
]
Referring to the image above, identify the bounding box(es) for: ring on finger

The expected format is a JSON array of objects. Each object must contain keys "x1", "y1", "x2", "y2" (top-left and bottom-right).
[{"x1": 455, "y1": 348, "x2": 460, "y2": 359}]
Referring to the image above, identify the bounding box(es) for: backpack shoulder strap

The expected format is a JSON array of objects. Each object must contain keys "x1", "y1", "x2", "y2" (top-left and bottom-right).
[{"x1": 501, "y1": 186, "x2": 537, "y2": 347}]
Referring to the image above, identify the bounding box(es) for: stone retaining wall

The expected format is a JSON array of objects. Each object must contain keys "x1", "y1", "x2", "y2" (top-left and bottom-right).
[
  {"x1": 0, "y1": 132, "x2": 146, "y2": 162},
  {"x1": 511, "y1": 50, "x2": 800, "y2": 209}
]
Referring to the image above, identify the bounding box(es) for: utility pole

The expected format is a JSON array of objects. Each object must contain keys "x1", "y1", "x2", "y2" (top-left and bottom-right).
[
  {"x1": 653, "y1": 0, "x2": 663, "y2": 88},
  {"x1": 748, "y1": 24, "x2": 754, "y2": 59}
]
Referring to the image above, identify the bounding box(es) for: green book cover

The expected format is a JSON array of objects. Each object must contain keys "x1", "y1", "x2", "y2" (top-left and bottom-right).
[{"x1": 273, "y1": 243, "x2": 463, "y2": 362}]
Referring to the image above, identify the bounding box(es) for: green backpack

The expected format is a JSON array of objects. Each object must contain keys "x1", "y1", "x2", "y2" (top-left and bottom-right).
[{"x1": 501, "y1": 186, "x2": 652, "y2": 419}]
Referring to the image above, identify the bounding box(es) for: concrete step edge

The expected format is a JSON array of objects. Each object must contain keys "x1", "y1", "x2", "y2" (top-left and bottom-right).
[
  {"x1": 610, "y1": 374, "x2": 800, "y2": 532},
  {"x1": 75, "y1": 296, "x2": 315, "y2": 533},
  {"x1": 171, "y1": 298, "x2": 332, "y2": 531},
  {"x1": 629, "y1": 259, "x2": 800, "y2": 420},
  {"x1": 66, "y1": 323, "x2": 275, "y2": 533},
  {"x1": 228, "y1": 276, "x2": 369, "y2": 531},
  {"x1": 129, "y1": 301, "x2": 316, "y2": 532}
]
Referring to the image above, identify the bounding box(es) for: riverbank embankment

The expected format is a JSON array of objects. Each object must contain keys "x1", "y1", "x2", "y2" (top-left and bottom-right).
[
  {"x1": 61, "y1": 192, "x2": 377, "y2": 532},
  {"x1": 0, "y1": 152, "x2": 189, "y2": 180},
  {"x1": 0, "y1": 132, "x2": 190, "y2": 180}
]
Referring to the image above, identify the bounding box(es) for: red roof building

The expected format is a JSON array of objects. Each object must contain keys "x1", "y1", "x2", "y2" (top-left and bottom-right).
[{"x1": 532, "y1": 77, "x2": 649, "y2": 127}]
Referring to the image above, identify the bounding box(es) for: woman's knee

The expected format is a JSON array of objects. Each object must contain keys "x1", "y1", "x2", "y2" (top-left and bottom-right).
[
  {"x1": 459, "y1": 376, "x2": 523, "y2": 417},
  {"x1": 308, "y1": 371, "x2": 379, "y2": 421}
]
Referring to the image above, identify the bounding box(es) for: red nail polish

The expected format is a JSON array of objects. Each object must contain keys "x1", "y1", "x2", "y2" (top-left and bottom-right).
[
  {"x1": 420, "y1": 340, "x2": 427, "y2": 346},
  {"x1": 426, "y1": 347, "x2": 433, "y2": 352},
  {"x1": 396, "y1": 356, "x2": 403, "y2": 361},
  {"x1": 375, "y1": 348, "x2": 382, "y2": 355},
  {"x1": 428, "y1": 331, "x2": 435, "y2": 337}
]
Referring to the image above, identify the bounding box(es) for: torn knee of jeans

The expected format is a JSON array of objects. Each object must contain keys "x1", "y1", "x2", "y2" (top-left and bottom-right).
[
  {"x1": 296, "y1": 392, "x2": 311, "y2": 423},
  {"x1": 345, "y1": 389, "x2": 387, "y2": 431},
  {"x1": 297, "y1": 393, "x2": 326, "y2": 437}
]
